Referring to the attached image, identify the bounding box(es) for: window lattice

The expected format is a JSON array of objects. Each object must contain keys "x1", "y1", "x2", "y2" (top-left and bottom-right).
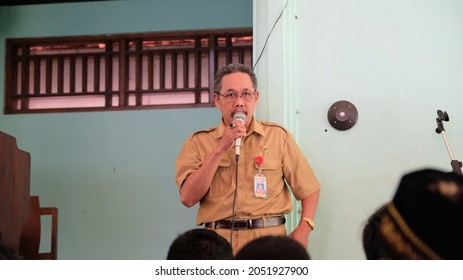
[{"x1": 5, "y1": 28, "x2": 253, "y2": 114}]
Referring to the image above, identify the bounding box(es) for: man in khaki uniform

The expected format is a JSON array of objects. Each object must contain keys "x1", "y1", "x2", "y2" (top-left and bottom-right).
[{"x1": 176, "y1": 63, "x2": 320, "y2": 254}]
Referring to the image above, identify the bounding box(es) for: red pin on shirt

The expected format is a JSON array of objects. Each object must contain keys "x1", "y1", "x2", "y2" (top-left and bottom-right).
[{"x1": 255, "y1": 155, "x2": 264, "y2": 166}]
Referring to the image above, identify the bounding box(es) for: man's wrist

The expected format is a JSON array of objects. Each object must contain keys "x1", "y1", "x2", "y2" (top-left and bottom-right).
[{"x1": 300, "y1": 217, "x2": 315, "y2": 231}]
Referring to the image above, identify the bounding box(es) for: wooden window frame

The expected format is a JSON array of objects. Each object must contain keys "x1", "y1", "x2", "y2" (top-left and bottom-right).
[{"x1": 4, "y1": 28, "x2": 253, "y2": 114}]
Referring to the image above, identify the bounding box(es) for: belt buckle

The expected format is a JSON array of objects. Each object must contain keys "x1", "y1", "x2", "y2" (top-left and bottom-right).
[{"x1": 232, "y1": 220, "x2": 249, "y2": 229}]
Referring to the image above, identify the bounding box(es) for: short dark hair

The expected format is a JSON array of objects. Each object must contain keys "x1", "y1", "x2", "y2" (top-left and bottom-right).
[
  {"x1": 167, "y1": 228, "x2": 233, "y2": 260},
  {"x1": 214, "y1": 63, "x2": 257, "y2": 94},
  {"x1": 235, "y1": 235, "x2": 310, "y2": 260}
]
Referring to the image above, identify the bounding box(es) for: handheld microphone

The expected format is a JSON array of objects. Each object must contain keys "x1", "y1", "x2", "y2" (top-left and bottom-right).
[{"x1": 233, "y1": 112, "x2": 246, "y2": 159}]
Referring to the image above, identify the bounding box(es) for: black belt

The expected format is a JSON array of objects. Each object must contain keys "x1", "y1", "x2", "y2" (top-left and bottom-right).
[{"x1": 205, "y1": 216, "x2": 285, "y2": 230}]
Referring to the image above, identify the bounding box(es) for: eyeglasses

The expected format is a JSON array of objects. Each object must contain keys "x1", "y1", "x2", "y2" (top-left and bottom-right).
[{"x1": 216, "y1": 91, "x2": 256, "y2": 103}]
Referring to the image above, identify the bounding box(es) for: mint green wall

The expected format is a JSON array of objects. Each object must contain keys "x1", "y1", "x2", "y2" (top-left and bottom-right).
[
  {"x1": 0, "y1": 0, "x2": 251, "y2": 259},
  {"x1": 6, "y1": 0, "x2": 461, "y2": 261},
  {"x1": 255, "y1": 0, "x2": 463, "y2": 259}
]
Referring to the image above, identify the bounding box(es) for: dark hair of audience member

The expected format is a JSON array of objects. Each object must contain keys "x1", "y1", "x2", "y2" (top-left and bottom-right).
[
  {"x1": 235, "y1": 235, "x2": 310, "y2": 260},
  {"x1": 167, "y1": 228, "x2": 233, "y2": 260}
]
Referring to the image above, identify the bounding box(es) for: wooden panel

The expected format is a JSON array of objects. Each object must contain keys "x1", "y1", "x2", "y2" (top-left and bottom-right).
[
  {"x1": 19, "y1": 196, "x2": 40, "y2": 259},
  {"x1": 0, "y1": 131, "x2": 31, "y2": 252}
]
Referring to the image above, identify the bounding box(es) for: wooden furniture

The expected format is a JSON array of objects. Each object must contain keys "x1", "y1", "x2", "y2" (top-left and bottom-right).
[
  {"x1": 19, "y1": 196, "x2": 58, "y2": 260},
  {"x1": 0, "y1": 131, "x2": 31, "y2": 253},
  {"x1": 0, "y1": 131, "x2": 58, "y2": 259}
]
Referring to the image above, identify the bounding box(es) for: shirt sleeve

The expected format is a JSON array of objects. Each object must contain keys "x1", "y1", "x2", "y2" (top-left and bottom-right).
[
  {"x1": 282, "y1": 131, "x2": 321, "y2": 200},
  {"x1": 175, "y1": 135, "x2": 201, "y2": 191}
]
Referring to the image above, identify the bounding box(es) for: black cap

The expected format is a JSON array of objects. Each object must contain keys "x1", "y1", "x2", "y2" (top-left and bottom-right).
[{"x1": 391, "y1": 169, "x2": 463, "y2": 259}]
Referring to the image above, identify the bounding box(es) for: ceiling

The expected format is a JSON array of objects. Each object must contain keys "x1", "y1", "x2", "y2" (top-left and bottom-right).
[{"x1": 0, "y1": 0, "x2": 111, "y2": 6}]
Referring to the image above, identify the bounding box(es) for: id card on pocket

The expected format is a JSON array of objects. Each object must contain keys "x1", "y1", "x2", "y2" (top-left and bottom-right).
[{"x1": 254, "y1": 173, "x2": 267, "y2": 198}]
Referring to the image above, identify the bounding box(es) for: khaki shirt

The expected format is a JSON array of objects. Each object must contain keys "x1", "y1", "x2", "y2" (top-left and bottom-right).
[{"x1": 176, "y1": 118, "x2": 320, "y2": 225}]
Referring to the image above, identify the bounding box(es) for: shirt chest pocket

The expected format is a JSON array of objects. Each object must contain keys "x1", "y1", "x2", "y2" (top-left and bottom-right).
[
  {"x1": 255, "y1": 159, "x2": 282, "y2": 194},
  {"x1": 209, "y1": 158, "x2": 232, "y2": 198}
]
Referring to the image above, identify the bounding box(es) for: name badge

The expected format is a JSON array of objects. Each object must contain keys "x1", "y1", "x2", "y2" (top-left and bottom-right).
[{"x1": 254, "y1": 174, "x2": 267, "y2": 198}]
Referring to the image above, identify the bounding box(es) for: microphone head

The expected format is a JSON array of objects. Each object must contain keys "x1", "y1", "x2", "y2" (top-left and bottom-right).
[{"x1": 233, "y1": 112, "x2": 246, "y2": 123}]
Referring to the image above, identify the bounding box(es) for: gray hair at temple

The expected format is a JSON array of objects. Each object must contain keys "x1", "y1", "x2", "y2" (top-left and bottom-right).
[{"x1": 214, "y1": 63, "x2": 258, "y2": 94}]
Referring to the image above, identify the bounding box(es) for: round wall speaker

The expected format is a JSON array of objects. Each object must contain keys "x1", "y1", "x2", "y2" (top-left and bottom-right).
[{"x1": 327, "y1": 100, "x2": 358, "y2": 130}]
